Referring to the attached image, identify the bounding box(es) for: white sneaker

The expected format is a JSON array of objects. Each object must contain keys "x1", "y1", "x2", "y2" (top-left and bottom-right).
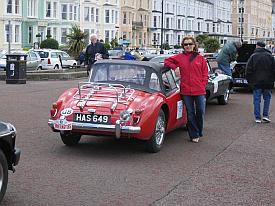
[
  {"x1": 255, "y1": 119, "x2": 261, "y2": 123},
  {"x1": 262, "y1": 117, "x2": 271, "y2": 123}
]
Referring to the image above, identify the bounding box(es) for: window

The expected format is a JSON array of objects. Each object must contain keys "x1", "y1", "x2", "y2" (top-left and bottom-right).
[
  {"x1": 15, "y1": 25, "x2": 20, "y2": 42},
  {"x1": 61, "y1": 28, "x2": 67, "y2": 44},
  {"x1": 153, "y1": 16, "x2": 157, "y2": 27},
  {"x1": 91, "y1": 7, "x2": 94, "y2": 22},
  {"x1": 84, "y1": 7, "x2": 89, "y2": 21},
  {"x1": 105, "y1": 10, "x2": 110, "y2": 23},
  {"x1": 61, "y1": 4, "x2": 67, "y2": 20},
  {"x1": 7, "y1": 0, "x2": 12, "y2": 13},
  {"x1": 123, "y1": 12, "x2": 126, "y2": 24},
  {"x1": 28, "y1": 26, "x2": 33, "y2": 44},
  {"x1": 15, "y1": 0, "x2": 19, "y2": 14},
  {"x1": 69, "y1": 5, "x2": 73, "y2": 20},
  {"x1": 96, "y1": 8, "x2": 99, "y2": 22},
  {"x1": 28, "y1": 0, "x2": 37, "y2": 17},
  {"x1": 53, "y1": 2, "x2": 57, "y2": 18},
  {"x1": 105, "y1": 30, "x2": 110, "y2": 43},
  {"x1": 162, "y1": 70, "x2": 177, "y2": 93},
  {"x1": 5, "y1": 24, "x2": 11, "y2": 42},
  {"x1": 46, "y1": 1, "x2": 51, "y2": 17},
  {"x1": 149, "y1": 73, "x2": 161, "y2": 91}
]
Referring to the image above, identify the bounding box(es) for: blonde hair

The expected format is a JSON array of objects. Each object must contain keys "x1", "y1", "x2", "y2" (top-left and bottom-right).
[{"x1": 181, "y1": 36, "x2": 198, "y2": 52}]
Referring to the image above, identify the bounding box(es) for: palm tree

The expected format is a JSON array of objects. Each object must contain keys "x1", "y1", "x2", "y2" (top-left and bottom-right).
[{"x1": 66, "y1": 25, "x2": 87, "y2": 60}]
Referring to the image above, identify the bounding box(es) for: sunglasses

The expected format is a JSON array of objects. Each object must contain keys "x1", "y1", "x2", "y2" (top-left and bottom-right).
[{"x1": 183, "y1": 43, "x2": 194, "y2": 46}]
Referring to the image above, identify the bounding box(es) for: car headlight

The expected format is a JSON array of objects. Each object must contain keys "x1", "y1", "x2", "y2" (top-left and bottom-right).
[{"x1": 120, "y1": 110, "x2": 132, "y2": 122}]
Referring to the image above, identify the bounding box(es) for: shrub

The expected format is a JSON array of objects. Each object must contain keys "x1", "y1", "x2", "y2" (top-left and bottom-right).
[{"x1": 40, "y1": 38, "x2": 59, "y2": 49}]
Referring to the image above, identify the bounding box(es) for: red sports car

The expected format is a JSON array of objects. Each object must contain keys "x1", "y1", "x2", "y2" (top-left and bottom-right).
[{"x1": 48, "y1": 60, "x2": 187, "y2": 152}]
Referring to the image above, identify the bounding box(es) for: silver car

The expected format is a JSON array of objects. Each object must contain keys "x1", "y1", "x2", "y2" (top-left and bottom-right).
[{"x1": 0, "y1": 50, "x2": 42, "y2": 71}]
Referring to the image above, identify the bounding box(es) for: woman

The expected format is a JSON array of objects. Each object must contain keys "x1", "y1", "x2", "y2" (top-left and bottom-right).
[{"x1": 164, "y1": 36, "x2": 209, "y2": 143}]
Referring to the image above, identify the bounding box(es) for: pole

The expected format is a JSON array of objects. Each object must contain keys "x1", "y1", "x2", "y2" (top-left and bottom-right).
[
  {"x1": 8, "y1": 20, "x2": 11, "y2": 54},
  {"x1": 160, "y1": 0, "x2": 164, "y2": 54},
  {"x1": 240, "y1": 0, "x2": 244, "y2": 43}
]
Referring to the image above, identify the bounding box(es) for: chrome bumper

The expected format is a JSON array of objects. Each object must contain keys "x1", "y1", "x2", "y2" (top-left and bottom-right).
[{"x1": 48, "y1": 119, "x2": 141, "y2": 138}]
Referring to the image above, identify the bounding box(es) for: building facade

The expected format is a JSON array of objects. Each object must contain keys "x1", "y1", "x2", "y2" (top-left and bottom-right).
[
  {"x1": 232, "y1": 0, "x2": 273, "y2": 43},
  {"x1": 0, "y1": 0, "x2": 23, "y2": 50},
  {"x1": 80, "y1": 0, "x2": 120, "y2": 45},
  {"x1": 150, "y1": 0, "x2": 233, "y2": 48}
]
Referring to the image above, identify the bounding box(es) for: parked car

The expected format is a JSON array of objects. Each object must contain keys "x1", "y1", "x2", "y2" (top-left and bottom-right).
[
  {"x1": 0, "y1": 50, "x2": 42, "y2": 71},
  {"x1": 206, "y1": 59, "x2": 232, "y2": 104},
  {"x1": 150, "y1": 54, "x2": 232, "y2": 104},
  {"x1": 0, "y1": 121, "x2": 21, "y2": 202},
  {"x1": 108, "y1": 49, "x2": 124, "y2": 60},
  {"x1": 32, "y1": 49, "x2": 77, "y2": 70},
  {"x1": 231, "y1": 44, "x2": 256, "y2": 88},
  {"x1": 48, "y1": 60, "x2": 187, "y2": 153}
]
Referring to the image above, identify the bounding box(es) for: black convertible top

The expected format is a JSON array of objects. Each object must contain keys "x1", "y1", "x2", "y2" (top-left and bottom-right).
[{"x1": 93, "y1": 59, "x2": 166, "y2": 73}]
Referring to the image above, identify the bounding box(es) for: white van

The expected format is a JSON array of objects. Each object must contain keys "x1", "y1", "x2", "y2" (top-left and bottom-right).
[{"x1": 32, "y1": 49, "x2": 77, "y2": 70}]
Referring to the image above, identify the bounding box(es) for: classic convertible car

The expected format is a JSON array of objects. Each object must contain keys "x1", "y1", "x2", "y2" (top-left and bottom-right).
[
  {"x1": 48, "y1": 60, "x2": 187, "y2": 152},
  {"x1": 0, "y1": 121, "x2": 21, "y2": 202},
  {"x1": 206, "y1": 59, "x2": 232, "y2": 105}
]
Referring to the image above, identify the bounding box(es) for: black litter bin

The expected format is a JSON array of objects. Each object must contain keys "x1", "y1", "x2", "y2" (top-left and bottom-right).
[{"x1": 6, "y1": 54, "x2": 27, "y2": 84}]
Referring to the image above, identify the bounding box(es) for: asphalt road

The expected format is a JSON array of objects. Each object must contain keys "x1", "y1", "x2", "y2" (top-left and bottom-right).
[{"x1": 0, "y1": 80, "x2": 274, "y2": 206}]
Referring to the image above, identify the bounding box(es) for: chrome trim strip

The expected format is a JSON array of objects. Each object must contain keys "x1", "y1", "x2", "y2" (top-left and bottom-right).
[{"x1": 48, "y1": 119, "x2": 141, "y2": 137}]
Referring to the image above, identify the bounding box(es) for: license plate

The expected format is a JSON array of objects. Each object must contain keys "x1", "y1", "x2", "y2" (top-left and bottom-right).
[
  {"x1": 74, "y1": 113, "x2": 110, "y2": 124},
  {"x1": 54, "y1": 122, "x2": 72, "y2": 130},
  {"x1": 235, "y1": 79, "x2": 248, "y2": 84}
]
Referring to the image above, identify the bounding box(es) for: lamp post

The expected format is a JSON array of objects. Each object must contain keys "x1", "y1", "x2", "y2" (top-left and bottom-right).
[
  {"x1": 240, "y1": 0, "x2": 244, "y2": 43},
  {"x1": 160, "y1": 0, "x2": 164, "y2": 54}
]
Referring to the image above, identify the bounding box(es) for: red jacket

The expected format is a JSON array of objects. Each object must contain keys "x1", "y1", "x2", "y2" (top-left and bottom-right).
[{"x1": 164, "y1": 52, "x2": 209, "y2": 96}]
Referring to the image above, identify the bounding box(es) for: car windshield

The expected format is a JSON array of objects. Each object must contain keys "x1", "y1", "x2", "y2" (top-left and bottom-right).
[{"x1": 91, "y1": 64, "x2": 147, "y2": 86}]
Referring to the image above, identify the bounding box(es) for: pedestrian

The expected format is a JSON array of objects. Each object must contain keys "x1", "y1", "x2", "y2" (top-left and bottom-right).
[
  {"x1": 123, "y1": 48, "x2": 136, "y2": 60},
  {"x1": 133, "y1": 48, "x2": 149, "y2": 61},
  {"x1": 245, "y1": 41, "x2": 275, "y2": 123},
  {"x1": 85, "y1": 34, "x2": 109, "y2": 76},
  {"x1": 216, "y1": 41, "x2": 242, "y2": 76},
  {"x1": 164, "y1": 36, "x2": 209, "y2": 143},
  {"x1": 79, "y1": 50, "x2": 85, "y2": 65}
]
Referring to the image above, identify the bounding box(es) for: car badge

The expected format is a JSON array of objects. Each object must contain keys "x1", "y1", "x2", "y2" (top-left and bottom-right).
[{"x1": 88, "y1": 109, "x2": 96, "y2": 113}]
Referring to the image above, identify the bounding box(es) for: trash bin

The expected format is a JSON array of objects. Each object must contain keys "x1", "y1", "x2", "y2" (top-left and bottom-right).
[{"x1": 6, "y1": 54, "x2": 27, "y2": 84}]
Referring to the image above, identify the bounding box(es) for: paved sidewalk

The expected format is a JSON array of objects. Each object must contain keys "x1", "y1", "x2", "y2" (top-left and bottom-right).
[{"x1": 152, "y1": 118, "x2": 275, "y2": 205}]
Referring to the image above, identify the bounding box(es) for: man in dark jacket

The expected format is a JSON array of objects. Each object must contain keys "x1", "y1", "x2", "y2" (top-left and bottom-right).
[
  {"x1": 85, "y1": 34, "x2": 109, "y2": 76},
  {"x1": 245, "y1": 41, "x2": 275, "y2": 123}
]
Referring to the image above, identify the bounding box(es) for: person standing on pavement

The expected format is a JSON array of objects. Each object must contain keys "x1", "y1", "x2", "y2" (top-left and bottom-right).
[
  {"x1": 164, "y1": 36, "x2": 209, "y2": 143},
  {"x1": 216, "y1": 41, "x2": 242, "y2": 76},
  {"x1": 85, "y1": 34, "x2": 109, "y2": 76},
  {"x1": 245, "y1": 41, "x2": 275, "y2": 123}
]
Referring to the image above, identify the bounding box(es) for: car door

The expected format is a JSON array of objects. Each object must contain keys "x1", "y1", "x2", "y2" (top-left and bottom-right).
[{"x1": 161, "y1": 69, "x2": 186, "y2": 131}]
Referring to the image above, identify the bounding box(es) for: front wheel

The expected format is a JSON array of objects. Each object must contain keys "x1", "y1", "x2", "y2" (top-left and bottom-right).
[
  {"x1": 146, "y1": 110, "x2": 166, "y2": 153},
  {"x1": 217, "y1": 87, "x2": 230, "y2": 105},
  {"x1": 0, "y1": 149, "x2": 8, "y2": 203},
  {"x1": 60, "y1": 132, "x2": 81, "y2": 146}
]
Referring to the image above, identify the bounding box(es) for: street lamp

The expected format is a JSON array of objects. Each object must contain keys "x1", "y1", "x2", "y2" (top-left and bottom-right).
[
  {"x1": 160, "y1": 0, "x2": 164, "y2": 54},
  {"x1": 240, "y1": 0, "x2": 244, "y2": 43}
]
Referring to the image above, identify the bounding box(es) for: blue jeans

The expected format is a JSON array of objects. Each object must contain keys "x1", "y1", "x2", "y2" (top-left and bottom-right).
[
  {"x1": 182, "y1": 95, "x2": 206, "y2": 139},
  {"x1": 218, "y1": 63, "x2": 232, "y2": 76},
  {"x1": 253, "y1": 89, "x2": 272, "y2": 120}
]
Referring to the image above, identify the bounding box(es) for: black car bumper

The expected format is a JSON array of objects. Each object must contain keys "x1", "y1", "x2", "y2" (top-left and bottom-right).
[{"x1": 13, "y1": 148, "x2": 21, "y2": 166}]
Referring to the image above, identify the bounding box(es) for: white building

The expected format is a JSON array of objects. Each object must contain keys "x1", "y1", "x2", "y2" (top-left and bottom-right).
[
  {"x1": 79, "y1": 0, "x2": 120, "y2": 44},
  {"x1": 151, "y1": 0, "x2": 233, "y2": 48}
]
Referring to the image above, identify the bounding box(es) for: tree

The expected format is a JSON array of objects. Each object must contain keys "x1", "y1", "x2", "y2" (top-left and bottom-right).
[
  {"x1": 204, "y1": 38, "x2": 220, "y2": 53},
  {"x1": 104, "y1": 42, "x2": 111, "y2": 50},
  {"x1": 66, "y1": 25, "x2": 87, "y2": 60},
  {"x1": 40, "y1": 38, "x2": 59, "y2": 49},
  {"x1": 196, "y1": 34, "x2": 209, "y2": 48},
  {"x1": 110, "y1": 38, "x2": 119, "y2": 48}
]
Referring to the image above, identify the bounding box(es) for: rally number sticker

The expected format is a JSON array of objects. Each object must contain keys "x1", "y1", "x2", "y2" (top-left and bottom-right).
[{"x1": 61, "y1": 108, "x2": 73, "y2": 116}]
